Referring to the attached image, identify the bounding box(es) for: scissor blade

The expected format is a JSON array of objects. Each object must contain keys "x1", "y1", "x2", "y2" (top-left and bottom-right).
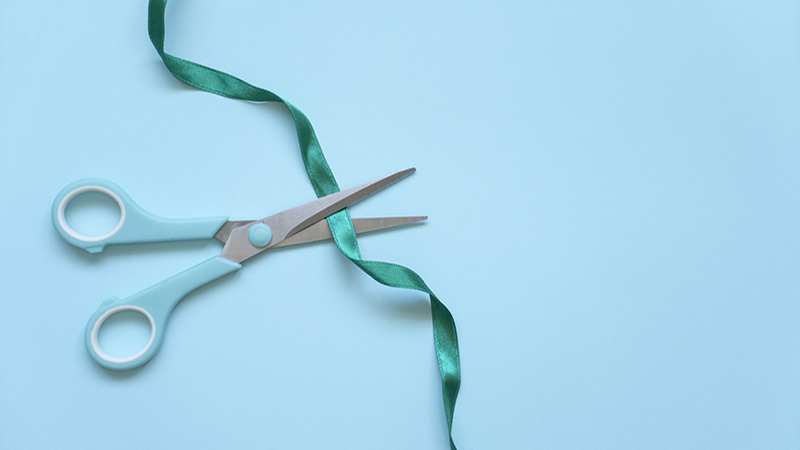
[
  {"x1": 214, "y1": 220, "x2": 254, "y2": 243},
  {"x1": 220, "y1": 168, "x2": 415, "y2": 263},
  {"x1": 272, "y1": 216, "x2": 427, "y2": 248},
  {"x1": 276, "y1": 168, "x2": 416, "y2": 242}
]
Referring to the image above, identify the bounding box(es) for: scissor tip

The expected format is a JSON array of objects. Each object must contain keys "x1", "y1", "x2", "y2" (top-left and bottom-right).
[
  {"x1": 404, "y1": 215, "x2": 428, "y2": 225},
  {"x1": 385, "y1": 168, "x2": 417, "y2": 184}
]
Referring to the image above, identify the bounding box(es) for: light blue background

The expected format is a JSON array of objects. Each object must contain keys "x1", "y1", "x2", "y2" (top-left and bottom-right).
[{"x1": 2, "y1": 1, "x2": 800, "y2": 449}]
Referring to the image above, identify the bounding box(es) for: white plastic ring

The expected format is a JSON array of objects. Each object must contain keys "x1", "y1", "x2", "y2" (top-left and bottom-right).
[
  {"x1": 90, "y1": 306, "x2": 156, "y2": 364},
  {"x1": 57, "y1": 186, "x2": 126, "y2": 242}
]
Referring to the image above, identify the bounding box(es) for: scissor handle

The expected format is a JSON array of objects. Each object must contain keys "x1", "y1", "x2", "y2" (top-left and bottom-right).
[
  {"x1": 85, "y1": 256, "x2": 242, "y2": 370},
  {"x1": 52, "y1": 178, "x2": 228, "y2": 253}
]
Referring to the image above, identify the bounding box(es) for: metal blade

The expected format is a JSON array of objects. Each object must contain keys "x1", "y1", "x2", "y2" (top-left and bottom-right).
[
  {"x1": 214, "y1": 220, "x2": 254, "y2": 243},
  {"x1": 220, "y1": 168, "x2": 416, "y2": 263},
  {"x1": 272, "y1": 216, "x2": 427, "y2": 248}
]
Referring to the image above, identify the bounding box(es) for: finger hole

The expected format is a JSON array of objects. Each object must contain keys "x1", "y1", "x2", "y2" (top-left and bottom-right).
[
  {"x1": 91, "y1": 306, "x2": 156, "y2": 364},
  {"x1": 64, "y1": 191, "x2": 121, "y2": 237},
  {"x1": 58, "y1": 186, "x2": 126, "y2": 242},
  {"x1": 97, "y1": 310, "x2": 151, "y2": 358}
]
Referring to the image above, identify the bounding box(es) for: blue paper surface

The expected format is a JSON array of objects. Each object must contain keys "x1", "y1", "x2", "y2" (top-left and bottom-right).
[{"x1": 1, "y1": 1, "x2": 800, "y2": 449}]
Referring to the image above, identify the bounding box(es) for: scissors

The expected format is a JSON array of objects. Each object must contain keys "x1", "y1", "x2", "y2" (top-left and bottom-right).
[{"x1": 52, "y1": 168, "x2": 424, "y2": 370}]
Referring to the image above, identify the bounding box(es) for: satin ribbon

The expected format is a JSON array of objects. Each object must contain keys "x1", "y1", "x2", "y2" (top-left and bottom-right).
[{"x1": 147, "y1": 1, "x2": 461, "y2": 448}]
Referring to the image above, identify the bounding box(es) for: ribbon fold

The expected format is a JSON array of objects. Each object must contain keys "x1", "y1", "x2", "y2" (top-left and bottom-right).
[{"x1": 147, "y1": 2, "x2": 461, "y2": 448}]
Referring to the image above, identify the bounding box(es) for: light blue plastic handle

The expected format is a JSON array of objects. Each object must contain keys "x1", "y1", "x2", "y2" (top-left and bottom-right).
[
  {"x1": 85, "y1": 256, "x2": 242, "y2": 370},
  {"x1": 52, "y1": 178, "x2": 228, "y2": 253}
]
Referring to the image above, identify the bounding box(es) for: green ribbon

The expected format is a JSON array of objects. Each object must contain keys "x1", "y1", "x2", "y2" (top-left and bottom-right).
[{"x1": 147, "y1": 1, "x2": 461, "y2": 448}]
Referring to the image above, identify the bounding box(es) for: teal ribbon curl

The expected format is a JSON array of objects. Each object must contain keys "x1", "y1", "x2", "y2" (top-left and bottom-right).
[{"x1": 147, "y1": 2, "x2": 461, "y2": 448}]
